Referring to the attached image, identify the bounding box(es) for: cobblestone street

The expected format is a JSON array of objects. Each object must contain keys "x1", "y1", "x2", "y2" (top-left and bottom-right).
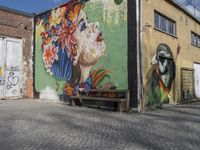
[{"x1": 0, "y1": 100, "x2": 200, "y2": 150}]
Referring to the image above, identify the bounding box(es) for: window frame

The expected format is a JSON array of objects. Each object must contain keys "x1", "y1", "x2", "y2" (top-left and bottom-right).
[
  {"x1": 191, "y1": 31, "x2": 200, "y2": 48},
  {"x1": 154, "y1": 10, "x2": 177, "y2": 37}
]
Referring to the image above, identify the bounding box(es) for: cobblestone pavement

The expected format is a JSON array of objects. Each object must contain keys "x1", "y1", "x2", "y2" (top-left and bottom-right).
[{"x1": 0, "y1": 100, "x2": 200, "y2": 150}]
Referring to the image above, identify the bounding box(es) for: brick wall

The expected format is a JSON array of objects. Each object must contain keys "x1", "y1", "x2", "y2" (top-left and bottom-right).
[{"x1": 0, "y1": 9, "x2": 33, "y2": 98}]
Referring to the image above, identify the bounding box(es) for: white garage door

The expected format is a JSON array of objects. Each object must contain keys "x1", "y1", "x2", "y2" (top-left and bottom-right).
[
  {"x1": 194, "y1": 63, "x2": 200, "y2": 98},
  {"x1": 0, "y1": 38, "x2": 5, "y2": 99},
  {"x1": 0, "y1": 37, "x2": 22, "y2": 99}
]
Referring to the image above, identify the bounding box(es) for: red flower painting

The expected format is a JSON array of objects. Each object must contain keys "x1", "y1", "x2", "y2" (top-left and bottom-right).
[
  {"x1": 57, "y1": 21, "x2": 77, "y2": 57},
  {"x1": 43, "y1": 45, "x2": 58, "y2": 70}
]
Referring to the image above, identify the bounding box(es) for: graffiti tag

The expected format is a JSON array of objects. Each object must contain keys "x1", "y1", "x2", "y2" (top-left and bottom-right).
[
  {"x1": 7, "y1": 72, "x2": 19, "y2": 89},
  {"x1": 8, "y1": 66, "x2": 20, "y2": 72},
  {"x1": 11, "y1": 89, "x2": 18, "y2": 95},
  {"x1": 0, "y1": 77, "x2": 5, "y2": 86}
]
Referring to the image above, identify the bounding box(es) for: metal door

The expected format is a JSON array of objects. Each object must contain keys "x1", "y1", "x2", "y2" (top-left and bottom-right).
[
  {"x1": 0, "y1": 38, "x2": 5, "y2": 99},
  {"x1": 0, "y1": 37, "x2": 22, "y2": 99},
  {"x1": 181, "y1": 68, "x2": 195, "y2": 100},
  {"x1": 194, "y1": 63, "x2": 200, "y2": 98}
]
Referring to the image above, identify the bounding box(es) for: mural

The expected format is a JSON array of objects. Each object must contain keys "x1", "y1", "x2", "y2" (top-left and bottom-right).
[
  {"x1": 35, "y1": 0, "x2": 127, "y2": 96},
  {"x1": 145, "y1": 44, "x2": 176, "y2": 107}
]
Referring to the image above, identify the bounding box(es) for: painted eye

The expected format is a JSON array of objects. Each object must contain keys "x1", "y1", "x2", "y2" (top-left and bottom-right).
[{"x1": 80, "y1": 22, "x2": 86, "y2": 32}]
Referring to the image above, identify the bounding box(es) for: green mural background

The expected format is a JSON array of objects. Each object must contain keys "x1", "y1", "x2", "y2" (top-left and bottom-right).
[{"x1": 35, "y1": 0, "x2": 128, "y2": 94}]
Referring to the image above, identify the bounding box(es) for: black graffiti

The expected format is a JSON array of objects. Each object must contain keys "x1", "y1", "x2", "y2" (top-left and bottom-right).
[
  {"x1": 8, "y1": 66, "x2": 20, "y2": 72},
  {"x1": 0, "y1": 77, "x2": 5, "y2": 86},
  {"x1": 7, "y1": 72, "x2": 19, "y2": 89},
  {"x1": 11, "y1": 89, "x2": 17, "y2": 95}
]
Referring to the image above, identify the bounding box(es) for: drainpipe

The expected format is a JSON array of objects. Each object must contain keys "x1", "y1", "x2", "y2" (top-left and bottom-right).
[
  {"x1": 138, "y1": 0, "x2": 144, "y2": 112},
  {"x1": 32, "y1": 14, "x2": 39, "y2": 99}
]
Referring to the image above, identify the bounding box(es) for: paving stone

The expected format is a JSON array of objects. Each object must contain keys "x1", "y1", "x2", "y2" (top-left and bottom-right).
[{"x1": 0, "y1": 100, "x2": 200, "y2": 150}]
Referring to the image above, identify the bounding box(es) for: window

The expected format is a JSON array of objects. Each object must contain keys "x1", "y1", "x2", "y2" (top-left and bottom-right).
[
  {"x1": 191, "y1": 32, "x2": 200, "y2": 47},
  {"x1": 154, "y1": 11, "x2": 176, "y2": 36}
]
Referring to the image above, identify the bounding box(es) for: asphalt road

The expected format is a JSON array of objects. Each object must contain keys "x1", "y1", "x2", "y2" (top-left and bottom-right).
[{"x1": 0, "y1": 100, "x2": 200, "y2": 150}]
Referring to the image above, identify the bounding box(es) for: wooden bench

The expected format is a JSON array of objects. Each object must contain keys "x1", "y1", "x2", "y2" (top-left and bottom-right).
[{"x1": 69, "y1": 90, "x2": 130, "y2": 112}]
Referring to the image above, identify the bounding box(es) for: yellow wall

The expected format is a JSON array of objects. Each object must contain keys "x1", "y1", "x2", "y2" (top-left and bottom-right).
[{"x1": 142, "y1": 0, "x2": 200, "y2": 103}]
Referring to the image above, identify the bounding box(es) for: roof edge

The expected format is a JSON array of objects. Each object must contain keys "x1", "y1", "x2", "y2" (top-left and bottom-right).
[
  {"x1": 165, "y1": 0, "x2": 200, "y2": 24},
  {"x1": 34, "y1": 0, "x2": 75, "y2": 17},
  {"x1": 0, "y1": 5, "x2": 33, "y2": 18}
]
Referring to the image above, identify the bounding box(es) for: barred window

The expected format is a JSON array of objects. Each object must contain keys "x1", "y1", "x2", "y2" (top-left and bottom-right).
[{"x1": 154, "y1": 11, "x2": 176, "y2": 36}]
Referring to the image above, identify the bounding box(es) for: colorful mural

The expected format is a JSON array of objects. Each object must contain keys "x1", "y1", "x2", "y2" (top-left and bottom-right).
[
  {"x1": 145, "y1": 44, "x2": 176, "y2": 107},
  {"x1": 35, "y1": 0, "x2": 128, "y2": 96}
]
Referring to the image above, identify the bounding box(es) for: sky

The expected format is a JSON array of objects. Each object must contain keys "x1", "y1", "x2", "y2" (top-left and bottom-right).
[
  {"x1": 1, "y1": 0, "x2": 200, "y2": 19},
  {"x1": 0, "y1": 0, "x2": 70, "y2": 14}
]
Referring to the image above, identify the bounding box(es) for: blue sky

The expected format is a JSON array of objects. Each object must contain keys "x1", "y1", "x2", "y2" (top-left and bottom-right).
[{"x1": 0, "y1": 0, "x2": 70, "y2": 14}]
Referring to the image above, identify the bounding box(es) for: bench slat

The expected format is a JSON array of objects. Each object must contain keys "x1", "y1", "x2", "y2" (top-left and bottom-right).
[
  {"x1": 89, "y1": 89, "x2": 127, "y2": 93},
  {"x1": 70, "y1": 96, "x2": 125, "y2": 102}
]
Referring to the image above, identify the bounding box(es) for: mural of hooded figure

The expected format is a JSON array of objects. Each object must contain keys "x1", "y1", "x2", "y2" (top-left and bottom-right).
[
  {"x1": 37, "y1": 0, "x2": 106, "y2": 94},
  {"x1": 145, "y1": 43, "x2": 176, "y2": 108}
]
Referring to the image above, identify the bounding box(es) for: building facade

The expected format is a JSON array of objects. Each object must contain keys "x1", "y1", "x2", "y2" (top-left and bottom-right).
[
  {"x1": 139, "y1": 0, "x2": 200, "y2": 109},
  {"x1": 34, "y1": 0, "x2": 138, "y2": 107},
  {"x1": 33, "y1": 0, "x2": 200, "y2": 110},
  {"x1": 4, "y1": 0, "x2": 200, "y2": 110},
  {"x1": 0, "y1": 6, "x2": 33, "y2": 99}
]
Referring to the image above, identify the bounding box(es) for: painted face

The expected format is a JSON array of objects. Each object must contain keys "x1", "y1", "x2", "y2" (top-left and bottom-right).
[
  {"x1": 73, "y1": 10, "x2": 105, "y2": 66},
  {"x1": 151, "y1": 45, "x2": 173, "y2": 74},
  {"x1": 158, "y1": 51, "x2": 170, "y2": 74},
  {"x1": 151, "y1": 44, "x2": 175, "y2": 89}
]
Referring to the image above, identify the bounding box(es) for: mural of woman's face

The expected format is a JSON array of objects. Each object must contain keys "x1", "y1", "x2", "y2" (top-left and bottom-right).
[
  {"x1": 39, "y1": 2, "x2": 106, "y2": 83},
  {"x1": 73, "y1": 10, "x2": 105, "y2": 66}
]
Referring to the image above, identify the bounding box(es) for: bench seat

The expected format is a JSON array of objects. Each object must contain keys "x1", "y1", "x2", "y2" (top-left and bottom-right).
[{"x1": 69, "y1": 90, "x2": 130, "y2": 112}]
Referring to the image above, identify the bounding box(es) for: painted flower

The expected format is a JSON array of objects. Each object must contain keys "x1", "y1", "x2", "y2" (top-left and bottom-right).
[
  {"x1": 43, "y1": 45, "x2": 58, "y2": 72},
  {"x1": 57, "y1": 21, "x2": 77, "y2": 57},
  {"x1": 51, "y1": 7, "x2": 66, "y2": 27},
  {"x1": 40, "y1": 32, "x2": 51, "y2": 49},
  {"x1": 68, "y1": 4, "x2": 82, "y2": 22}
]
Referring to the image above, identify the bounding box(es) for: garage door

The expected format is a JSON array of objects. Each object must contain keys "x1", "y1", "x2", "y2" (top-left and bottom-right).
[
  {"x1": 0, "y1": 37, "x2": 22, "y2": 99},
  {"x1": 181, "y1": 68, "x2": 195, "y2": 100},
  {"x1": 194, "y1": 63, "x2": 200, "y2": 98}
]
